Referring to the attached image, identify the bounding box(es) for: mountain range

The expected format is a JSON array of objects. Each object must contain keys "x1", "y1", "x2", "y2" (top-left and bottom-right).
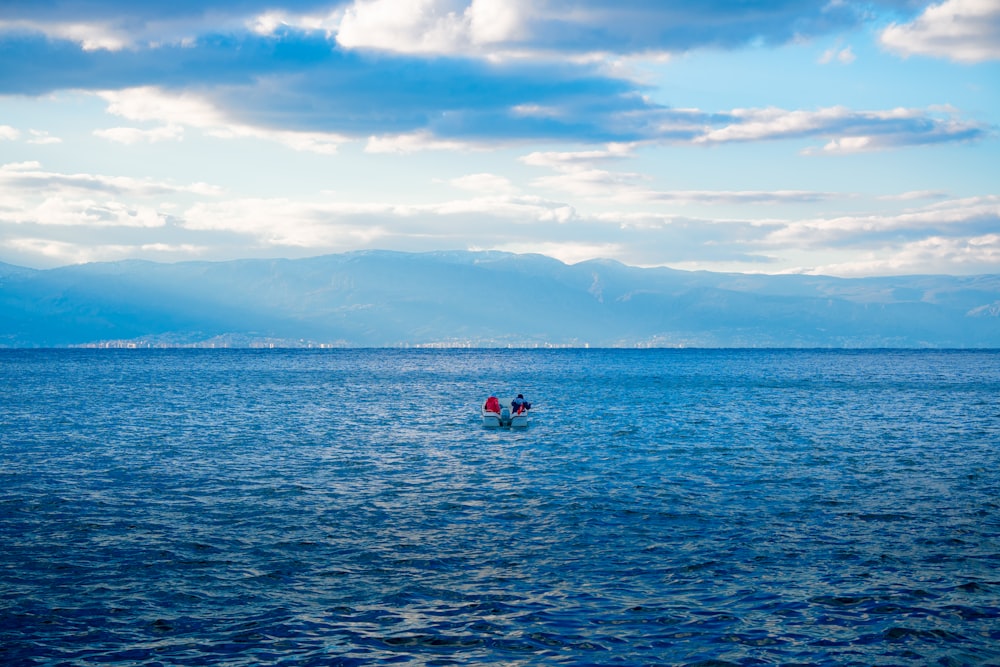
[{"x1": 2, "y1": 250, "x2": 998, "y2": 348}]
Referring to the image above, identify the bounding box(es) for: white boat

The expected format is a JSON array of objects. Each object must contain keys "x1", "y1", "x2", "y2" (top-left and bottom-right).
[{"x1": 482, "y1": 396, "x2": 530, "y2": 428}]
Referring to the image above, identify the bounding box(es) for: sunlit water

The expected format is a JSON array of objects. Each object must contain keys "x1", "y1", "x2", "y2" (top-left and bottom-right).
[{"x1": 1, "y1": 349, "x2": 998, "y2": 666}]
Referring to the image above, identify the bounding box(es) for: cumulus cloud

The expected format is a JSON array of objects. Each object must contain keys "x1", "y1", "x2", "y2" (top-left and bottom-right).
[
  {"x1": 365, "y1": 131, "x2": 483, "y2": 153},
  {"x1": 26, "y1": 130, "x2": 62, "y2": 145},
  {"x1": 94, "y1": 125, "x2": 185, "y2": 144},
  {"x1": 0, "y1": 0, "x2": 913, "y2": 58},
  {"x1": 519, "y1": 144, "x2": 851, "y2": 206},
  {"x1": 0, "y1": 6, "x2": 987, "y2": 151},
  {"x1": 448, "y1": 173, "x2": 517, "y2": 193},
  {"x1": 0, "y1": 125, "x2": 20, "y2": 140},
  {"x1": 98, "y1": 87, "x2": 348, "y2": 154},
  {"x1": 881, "y1": 0, "x2": 1000, "y2": 63},
  {"x1": 760, "y1": 196, "x2": 1000, "y2": 247},
  {"x1": 333, "y1": 0, "x2": 881, "y2": 57},
  {"x1": 180, "y1": 192, "x2": 575, "y2": 248},
  {"x1": 0, "y1": 161, "x2": 221, "y2": 198},
  {"x1": 807, "y1": 234, "x2": 1000, "y2": 277},
  {"x1": 0, "y1": 161, "x2": 221, "y2": 231},
  {"x1": 2, "y1": 237, "x2": 208, "y2": 266},
  {"x1": 0, "y1": 18, "x2": 132, "y2": 51},
  {"x1": 336, "y1": 0, "x2": 524, "y2": 55},
  {"x1": 694, "y1": 105, "x2": 986, "y2": 152},
  {"x1": 520, "y1": 144, "x2": 635, "y2": 170},
  {"x1": 819, "y1": 45, "x2": 856, "y2": 64},
  {"x1": 0, "y1": 1, "x2": 340, "y2": 51}
]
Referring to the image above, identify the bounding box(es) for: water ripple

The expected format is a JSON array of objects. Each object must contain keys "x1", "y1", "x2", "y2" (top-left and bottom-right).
[{"x1": 1, "y1": 349, "x2": 999, "y2": 665}]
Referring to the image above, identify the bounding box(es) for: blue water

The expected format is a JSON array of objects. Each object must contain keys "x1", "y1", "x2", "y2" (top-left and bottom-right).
[{"x1": 1, "y1": 349, "x2": 999, "y2": 666}]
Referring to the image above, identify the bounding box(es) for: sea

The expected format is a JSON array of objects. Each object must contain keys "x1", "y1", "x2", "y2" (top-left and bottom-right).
[{"x1": 1, "y1": 348, "x2": 998, "y2": 666}]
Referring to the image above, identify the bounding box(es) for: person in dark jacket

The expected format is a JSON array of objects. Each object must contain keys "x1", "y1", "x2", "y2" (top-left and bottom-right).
[{"x1": 511, "y1": 394, "x2": 531, "y2": 414}]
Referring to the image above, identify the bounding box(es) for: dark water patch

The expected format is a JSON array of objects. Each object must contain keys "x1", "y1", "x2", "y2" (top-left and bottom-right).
[{"x1": 2, "y1": 349, "x2": 1000, "y2": 665}]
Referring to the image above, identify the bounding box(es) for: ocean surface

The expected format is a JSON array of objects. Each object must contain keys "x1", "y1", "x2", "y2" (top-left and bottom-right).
[{"x1": 1, "y1": 348, "x2": 998, "y2": 666}]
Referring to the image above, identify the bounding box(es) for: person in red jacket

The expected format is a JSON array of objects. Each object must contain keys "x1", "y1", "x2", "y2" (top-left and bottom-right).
[{"x1": 484, "y1": 396, "x2": 501, "y2": 413}]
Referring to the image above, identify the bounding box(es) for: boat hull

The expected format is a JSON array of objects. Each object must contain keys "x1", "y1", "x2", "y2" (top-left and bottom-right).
[
  {"x1": 482, "y1": 401, "x2": 529, "y2": 428},
  {"x1": 482, "y1": 411, "x2": 503, "y2": 428}
]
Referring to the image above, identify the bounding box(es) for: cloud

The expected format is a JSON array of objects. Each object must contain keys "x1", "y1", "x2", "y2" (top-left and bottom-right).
[
  {"x1": 878, "y1": 190, "x2": 949, "y2": 201},
  {"x1": 0, "y1": 161, "x2": 221, "y2": 198},
  {"x1": 760, "y1": 196, "x2": 1000, "y2": 248},
  {"x1": 525, "y1": 159, "x2": 839, "y2": 204},
  {"x1": 695, "y1": 105, "x2": 987, "y2": 152},
  {"x1": 94, "y1": 125, "x2": 185, "y2": 144},
  {"x1": 0, "y1": 1, "x2": 340, "y2": 51},
  {"x1": 881, "y1": 0, "x2": 1000, "y2": 63},
  {"x1": 336, "y1": 0, "x2": 523, "y2": 55},
  {"x1": 97, "y1": 87, "x2": 348, "y2": 153},
  {"x1": 179, "y1": 192, "x2": 576, "y2": 249},
  {"x1": 26, "y1": 130, "x2": 62, "y2": 145},
  {"x1": 520, "y1": 143, "x2": 635, "y2": 170},
  {"x1": 806, "y1": 234, "x2": 1000, "y2": 277},
  {"x1": 0, "y1": 0, "x2": 916, "y2": 59},
  {"x1": 0, "y1": 161, "x2": 221, "y2": 230},
  {"x1": 2, "y1": 237, "x2": 209, "y2": 266},
  {"x1": 4, "y1": 158, "x2": 997, "y2": 275},
  {"x1": 448, "y1": 173, "x2": 517, "y2": 193},
  {"x1": 0, "y1": 125, "x2": 20, "y2": 140},
  {"x1": 819, "y1": 45, "x2": 856, "y2": 64},
  {"x1": 0, "y1": 18, "x2": 132, "y2": 51},
  {"x1": 333, "y1": 0, "x2": 889, "y2": 57},
  {"x1": 365, "y1": 131, "x2": 483, "y2": 153},
  {"x1": 0, "y1": 7, "x2": 987, "y2": 151},
  {"x1": 491, "y1": 241, "x2": 625, "y2": 266}
]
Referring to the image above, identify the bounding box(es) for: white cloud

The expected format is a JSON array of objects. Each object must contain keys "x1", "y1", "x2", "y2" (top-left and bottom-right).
[
  {"x1": 31, "y1": 198, "x2": 166, "y2": 228},
  {"x1": 693, "y1": 105, "x2": 985, "y2": 152},
  {"x1": 179, "y1": 192, "x2": 575, "y2": 249},
  {"x1": 5, "y1": 238, "x2": 102, "y2": 264},
  {"x1": 449, "y1": 173, "x2": 517, "y2": 193},
  {"x1": 522, "y1": 148, "x2": 838, "y2": 205},
  {"x1": 335, "y1": 0, "x2": 524, "y2": 55},
  {"x1": 807, "y1": 234, "x2": 1000, "y2": 276},
  {"x1": 760, "y1": 196, "x2": 1000, "y2": 247},
  {"x1": 881, "y1": 0, "x2": 1000, "y2": 63},
  {"x1": 531, "y1": 167, "x2": 648, "y2": 198},
  {"x1": 94, "y1": 125, "x2": 185, "y2": 144},
  {"x1": 467, "y1": 0, "x2": 523, "y2": 45},
  {"x1": 0, "y1": 161, "x2": 221, "y2": 198},
  {"x1": 2, "y1": 237, "x2": 208, "y2": 266},
  {"x1": 0, "y1": 125, "x2": 20, "y2": 141},
  {"x1": 99, "y1": 87, "x2": 228, "y2": 126},
  {"x1": 97, "y1": 87, "x2": 348, "y2": 154},
  {"x1": 27, "y1": 130, "x2": 62, "y2": 145},
  {"x1": 0, "y1": 18, "x2": 130, "y2": 51},
  {"x1": 520, "y1": 143, "x2": 635, "y2": 170},
  {"x1": 247, "y1": 9, "x2": 342, "y2": 37},
  {"x1": 492, "y1": 241, "x2": 625, "y2": 265},
  {"x1": 817, "y1": 135, "x2": 873, "y2": 153},
  {"x1": 182, "y1": 199, "x2": 386, "y2": 247},
  {"x1": 696, "y1": 106, "x2": 852, "y2": 144},
  {"x1": 819, "y1": 45, "x2": 856, "y2": 64},
  {"x1": 0, "y1": 162, "x2": 222, "y2": 230},
  {"x1": 878, "y1": 190, "x2": 949, "y2": 201},
  {"x1": 364, "y1": 131, "x2": 483, "y2": 153}
]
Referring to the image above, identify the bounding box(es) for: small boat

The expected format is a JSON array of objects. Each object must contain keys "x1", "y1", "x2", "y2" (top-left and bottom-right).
[{"x1": 482, "y1": 396, "x2": 530, "y2": 428}]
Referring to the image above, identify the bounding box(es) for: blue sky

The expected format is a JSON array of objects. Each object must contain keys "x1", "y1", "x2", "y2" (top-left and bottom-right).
[{"x1": 0, "y1": 0, "x2": 997, "y2": 275}]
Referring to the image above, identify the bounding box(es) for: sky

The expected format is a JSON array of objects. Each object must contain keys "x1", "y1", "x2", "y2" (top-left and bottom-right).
[{"x1": 0, "y1": 0, "x2": 998, "y2": 276}]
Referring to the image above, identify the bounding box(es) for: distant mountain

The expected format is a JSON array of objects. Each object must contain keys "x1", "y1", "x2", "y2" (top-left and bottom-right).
[{"x1": 1, "y1": 251, "x2": 998, "y2": 348}]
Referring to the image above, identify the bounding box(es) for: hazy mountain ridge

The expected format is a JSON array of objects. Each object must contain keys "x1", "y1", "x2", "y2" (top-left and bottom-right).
[{"x1": 1, "y1": 251, "x2": 998, "y2": 348}]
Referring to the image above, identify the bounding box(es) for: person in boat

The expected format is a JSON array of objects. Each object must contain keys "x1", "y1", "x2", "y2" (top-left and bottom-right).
[
  {"x1": 511, "y1": 394, "x2": 531, "y2": 414},
  {"x1": 484, "y1": 396, "x2": 501, "y2": 414}
]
